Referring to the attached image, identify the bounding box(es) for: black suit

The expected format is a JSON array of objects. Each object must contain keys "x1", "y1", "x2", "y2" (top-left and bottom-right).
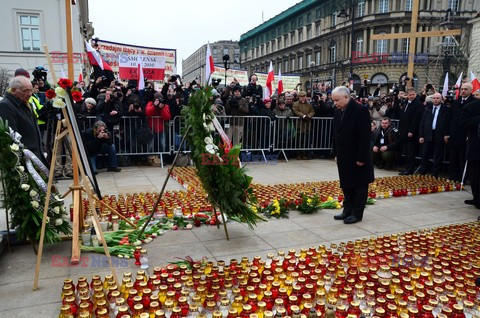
[
  {"x1": 448, "y1": 95, "x2": 475, "y2": 181},
  {"x1": 333, "y1": 99, "x2": 374, "y2": 220},
  {"x1": 393, "y1": 98, "x2": 423, "y2": 173},
  {"x1": 460, "y1": 99, "x2": 480, "y2": 204},
  {"x1": 418, "y1": 104, "x2": 450, "y2": 175}
]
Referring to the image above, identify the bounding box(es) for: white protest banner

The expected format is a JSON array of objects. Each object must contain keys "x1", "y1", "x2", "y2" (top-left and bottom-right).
[
  {"x1": 255, "y1": 73, "x2": 301, "y2": 93},
  {"x1": 95, "y1": 39, "x2": 176, "y2": 83},
  {"x1": 211, "y1": 66, "x2": 249, "y2": 86},
  {"x1": 118, "y1": 55, "x2": 166, "y2": 81}
]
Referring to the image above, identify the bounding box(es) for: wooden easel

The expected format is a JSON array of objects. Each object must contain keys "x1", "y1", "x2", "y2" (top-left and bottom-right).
[
  {"x1": 33, "y1": 45, "x2": 136, "y2": 290},
  {"x1": 371, "y1": 0, "x2": 461, "y2": 87}
]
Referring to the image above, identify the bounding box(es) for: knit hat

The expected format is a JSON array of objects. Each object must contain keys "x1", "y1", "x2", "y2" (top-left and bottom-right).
[
  {"x1": 298, "y1": 91, "x2": 307, "y2": 97},
  {"x1": 154, "y1": 92, "x2": 164, "y2": 102},
  {"x1": 14, "y1": 68, "x2": 30, "y2": 78},
  {"x1": 84, "y1": 97, "x2": 96, "y2": 106}
]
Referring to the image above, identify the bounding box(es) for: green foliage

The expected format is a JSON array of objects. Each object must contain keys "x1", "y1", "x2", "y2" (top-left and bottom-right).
[
  {"x1": 257, "y1": 198, "x2": 289, "y2": 219},
  {"x1": 296, "y1": 193, "x2": 321, "y2": 214},
  {"x1": 0, "y1": 119, "x2": 71, "y2": 244},
  {"x1": 182, "y1": 88, "x2": 264, "y2": 229}
]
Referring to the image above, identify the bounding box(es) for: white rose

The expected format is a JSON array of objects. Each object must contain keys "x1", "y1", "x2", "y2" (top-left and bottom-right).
[
  {"x1": 205, "y1": 144, "x2": 215, "y2": 155},
  {"x1": 62, "y1": 214, "x2": 69, "y2": 221},
  {"x1": 52, "y1": 98, "x2": 66, "y2": 109},
  {"x1": 18, "y1": 166, "x2": 25, "y2": 172},
  {"x1": 204, "y1": 136, "x2": 213, "y2": 144},
  {"x1": 55, "y1": 218, "x2": 63, "y2": 226},
  {"x1": 21, "y1": 184, "x2": 30, "y2": 191},
  {"x1": 203, "y1": 123, "x2": 209, "y2": 130},
  {"x1": 45, "y1": 216, "x2": 50, "y2": 223},
  {"x1": 29, "y1": 190, "x2": 38, "y2": 197},
  {"x1": 53, "y1": 207, "x2": 60, "y2": 214},
  {"x1": 55, "y1": 87, "x2": 67, "y2": 98},
  {"x1": 10, "y1": 144, "x2": 19, "y2": 152},
  {"x1": 208, "y1": 122, "x2": 215, "y2": 132},
  {"x1": 61, "y1": 206, "x2": 66, "y2": 212},
  {"x1": 31, "y1": 201, "x2": 39, "y2": 209}
]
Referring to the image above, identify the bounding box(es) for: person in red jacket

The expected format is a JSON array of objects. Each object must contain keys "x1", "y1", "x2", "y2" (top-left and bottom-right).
[{"x1": 145, "y1": 92, "x2": 171, "y2": 153}]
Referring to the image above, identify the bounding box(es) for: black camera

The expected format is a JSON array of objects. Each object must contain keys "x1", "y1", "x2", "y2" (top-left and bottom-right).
[
  {"x1": 169, "y1": 75, "x2": 178, "y2": 83},
  {"x1": 32, "y1": 66, "x2": 48, "y2": 81},
  {"x1": 211, "y1": 78, "x2": 222, "y2": 88}
]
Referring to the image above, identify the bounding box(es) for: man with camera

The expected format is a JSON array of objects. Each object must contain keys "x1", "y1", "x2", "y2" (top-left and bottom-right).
[
  {"x1": 243, "y1": 74, "x2": 263, "y2": 99},
  {"x1": 145, "y1": 92, "x2": 171, "y2": 153},
  {"x1": 82, "y1": 120, "x2": 121, "y2": 174},
  {"x1": 96, "y1": 89, "x2": 122, "y2": 133},
  {"x1": 372, "y1": 117, "x2": 399, "y2": 170},
  {"x1": 226, "y1": 86, "x2": 249, "y2": 146}
]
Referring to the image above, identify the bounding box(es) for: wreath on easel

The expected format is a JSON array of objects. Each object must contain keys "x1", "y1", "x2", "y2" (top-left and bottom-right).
[
  {"x1": 0, "y1": 119, "x2": 71, "y2": 244},
  {"x1": 182, "y1": 88, "x2": 264, "y2": 229}
]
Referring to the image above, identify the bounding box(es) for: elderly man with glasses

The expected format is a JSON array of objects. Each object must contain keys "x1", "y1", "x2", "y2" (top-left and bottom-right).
[{"x1": 0, "y1": 75, "x2": 46, "y2": 164}]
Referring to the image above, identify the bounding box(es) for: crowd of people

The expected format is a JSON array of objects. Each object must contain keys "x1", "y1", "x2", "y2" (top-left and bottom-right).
[{"x1": 1, "y1": 67, "x2": 480, "y2": 192}]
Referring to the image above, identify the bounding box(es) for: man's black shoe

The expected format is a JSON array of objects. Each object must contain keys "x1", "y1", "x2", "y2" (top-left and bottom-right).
[
  {"x1": 399, "y1": 170, "x2": 412, "y2": 176},
  {"x1": 107, "y1": 167, "x2": 122, "y2": 172},
  {"x1": 465, "y1": 199, "x2": 475, "y2": 205},
  {"x1": 334, "y1": 212, "x2": 348, "y2": 220},
  {"x1": 344, "y1": 216, "x2": 362, "y2": 224}
]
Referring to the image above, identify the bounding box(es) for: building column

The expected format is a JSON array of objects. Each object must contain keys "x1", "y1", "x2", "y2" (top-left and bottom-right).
[
  {"x1": 390, "y1": 25, "x2": 395, "y2": 52},
  {"x1": 363, "y1": 28, "x2": 368, "y2": 53},
  {"x1": 369, "y1": 28, "x2": 375, "y2": 54},
  {"x1": 392, "y1": 0, "x2": 397, "y2": 11},
  {"x1": 371, "y1": 0, "x2": 376, "y2": 14},
  {"x1": 397, "y1": 26, "x2": 403, "y2": 53}
]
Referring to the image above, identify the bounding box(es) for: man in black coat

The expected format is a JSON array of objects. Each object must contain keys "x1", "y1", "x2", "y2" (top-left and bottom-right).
[
  {"x1": 0, "y1": 76, "x2": 46, "y2": 165},
  {"x1": 448, "y1": 83, "x2": 474, "y2": 182},
  {"x1": 332, "y1": 86, "x2": 374, "y2": 224},
  {"x1": 396, "y1": 87, "x2": 423, "y2": 175},
  {"x1": 418, "y1": 93, "x2": 451, "y2": 178},
  {"x1": 460, "y1": 98, "x2": 480, "y2": 209}
]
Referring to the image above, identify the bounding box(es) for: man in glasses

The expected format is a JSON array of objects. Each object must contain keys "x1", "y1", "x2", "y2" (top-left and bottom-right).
[{"x1": 0, "y1": 74, "x2": 46, "y2": 164}]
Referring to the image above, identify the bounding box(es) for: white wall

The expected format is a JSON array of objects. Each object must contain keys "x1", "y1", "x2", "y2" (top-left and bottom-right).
[{"x1": 0, "y1": 0, "x2": 85, "y2": 83}]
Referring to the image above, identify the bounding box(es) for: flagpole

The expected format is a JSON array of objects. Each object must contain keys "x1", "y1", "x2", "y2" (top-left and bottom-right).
[{"x1": 65, "y1": 0, "x2": 74, "y2": 80}]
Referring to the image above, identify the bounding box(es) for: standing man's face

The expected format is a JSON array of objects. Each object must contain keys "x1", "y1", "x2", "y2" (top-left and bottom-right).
[
  {"x1": 407, "y1": 91, "x2": 417, "y2": 101},
  {"x1": 332, "y1": 92, "x2": 349, "y2": 110},
  {"x1": 250, "y1": 76, "x2": 257, "y2": 84}
]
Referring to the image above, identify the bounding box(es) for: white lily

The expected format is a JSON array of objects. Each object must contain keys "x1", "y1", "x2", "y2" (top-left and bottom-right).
[
  {"x1": 10, "y1": 144, "x2": 19, "y2": 152},
  {"x1": 124, "y1": 255, "x2": 130, "y2": 259},
  {"x1": 45, "y1": 216, "x2": 50, "y2": 223},
  {"x1": 208, "y1": 122, "x2": 215, "y2": 132},
  {"x1": 205, "y1": 144, "x2": 216, "y2": 154},
  {"x1": 117, "y1": 254, "x2": 124, "y2": 258},
  {"x1": 31, "y1": 201, "x2": 39, "y2": 209},
  {"x1": 29, "y1": 190, "x2": 38, "y2": 197},
  {"x1": 204, "y1": 136, "x2": 213, "y2": 144},
  {"x1": 55, "y1": 87, "x2": 67, "y2": 98},
  {"x1": 53, "y1": 207, "x2": 60, "y2": 214},
  {"x1": 53, "y1": 98, "x2": 66, "y2": 109},
  {"x1": 55, "y1": 218, "x2": 63, "y2": 226},
  {"x1": 18, "y1": 166, "x2": 25, "y2": 172},
  {"x1": 21, "y1": 184, "x2": 30, "y2": 191},
  {"x1": 203, "y1": 113, "x2": 206, "y2": 121}
]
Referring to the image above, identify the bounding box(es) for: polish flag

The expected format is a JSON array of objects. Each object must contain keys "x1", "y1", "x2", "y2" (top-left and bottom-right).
[
  {"x1": 265, "y1": 61, "x2": 274, "y2": 99},
  {"x1": 85, "y1": 40, "x2": 112, "y2": 71},
  {"x1": 442, "y1": 72, "x2": 449, "y2": 97},
  {"x1": 78, "y1": 72, "x2": 83, "y2": 82},
  {"x1": 454, "y1": 72, "x2": 463, "y2": 99},
  {"x1": 471, "y1": 71, "x2": 480, "y2": 92},
  {"x1": 205, "y1": 42, "x2": 215, "y2": 85},
  {"x1": 277, "y1": 66, "x2": 284, "y2": 96},
  {"x1": 137, "y1": 61, "x2": 145, "y2": 90}
]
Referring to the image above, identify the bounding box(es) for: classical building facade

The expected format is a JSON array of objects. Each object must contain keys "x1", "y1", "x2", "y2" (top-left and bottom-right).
[
  {"x1": 0, "y1": 0, "x2": 93, "y2": 84},
  {"x1": 468, "y1": 15, "x2": 480, "y2": 76},
  {"x1": 239, "y1": 0, "x2": 478, "y2": 93},
  {"x1": 182, "y1": 40, "x2": 241, "y2": 84}
]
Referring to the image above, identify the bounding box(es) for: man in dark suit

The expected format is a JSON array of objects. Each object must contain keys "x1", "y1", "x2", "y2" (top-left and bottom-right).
[
  {"x1": 332, "y1": 86, "x2": 374, "y2": 224},
  {"x1": 460, "y1": 98, "x2": 480, "y2": 209},
  {"x1": 397, "y1": 87, "x2": 423, "y2": 175},
  {"x1": 448, "y1": 83, "x2": 474, "y2": 182},
  {"x1": 418, "y1": 93, "x2": 451, "y2": 178}
]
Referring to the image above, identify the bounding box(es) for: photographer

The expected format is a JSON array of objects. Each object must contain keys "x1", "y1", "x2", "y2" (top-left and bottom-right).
[
  {"x1": 96, "y1": 89, "x2": 122, "y2": 133},
  {"x1": 82, "y1": 120, "x2": 121, "y2": 174},
  {"x1": 226, "y1": 86, "x2": 249, "y2": 145},
  {"x1": 369, "y1": 98, "x2": 387, "y2": 126},
  {"x1": 243, "y1": 74, "x2": 263, "y2": 98},
  {"x1": 145, "y1": 92, "x2": 171, "y2": 154}
]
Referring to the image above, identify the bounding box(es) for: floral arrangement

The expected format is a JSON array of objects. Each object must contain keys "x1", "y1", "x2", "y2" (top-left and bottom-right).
[
  {"x1": 0, "y1": 119, "x2": 71, "y2": 244},
  {"x1": 181, "y1": 88, "x2": 264, "y2": 229},
  {"x1": 255, "y1": 198, "x2": 290, "y2": 219},
  {"x1": 45, "y1": 78, "x2": 83, "y2": 108}
]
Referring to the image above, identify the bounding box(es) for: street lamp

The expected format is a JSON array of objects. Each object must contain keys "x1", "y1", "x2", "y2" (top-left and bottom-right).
[
  {"x1": 337, "y1": 4, "x2": 356, "y2": 83},
  {"x1": 223, "y1": 54, "x2": 230, "y2": 88},
  {"x1": 309, "y1": 61, "x2": 315, "y2": 91}
]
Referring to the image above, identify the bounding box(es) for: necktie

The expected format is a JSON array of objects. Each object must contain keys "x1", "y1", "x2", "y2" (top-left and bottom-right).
[{"x1": 432, "y1": 107, "x2": 438, "y2": 130}]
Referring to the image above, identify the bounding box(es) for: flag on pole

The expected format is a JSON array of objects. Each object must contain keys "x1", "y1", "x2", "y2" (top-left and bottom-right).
[
  {"x1": 442, "y1": 72, "x2": 449, "y2": 97},
  {"x1": 78, "y1": 72, "x2": 83, "y2": 83},
  {"x1": 137, "y1": 60, "x2": 145, "y2": 91},
  {"x1": 264, "y1": 61, "x2": 274, "y2": 99},
  {"x1": 471, "y1": 71, "x2": 480, "y2": 92},
  {"x1": 454, "y1": 72, "x2": 463, "y2": 99},
  {"x1": 85, "y1": 41, "x2": 112, "y2": 71},
  {"x1": 205, "y1": 42, "x2": 215, "y2": 85},
  {"x1": 277, "y1": 66, "x2": 284, "y2": 96}
]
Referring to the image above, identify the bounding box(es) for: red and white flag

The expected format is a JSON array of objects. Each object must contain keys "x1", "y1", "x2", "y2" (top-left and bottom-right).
[
  {"x1": 277, "y1": 66, "x2": 284, "y2": 96},
  {"x1": 454, "y1": 72, "x2": 463, "y2": 99},
  {"x1": 471, "y1": 71, "x2": 480, "y2": 92},
  {"x1": 442, "y1": 72, "x2": 449, "y2": 97},
  {"x1": 205, "y1": 42, "x2": 215, "y2": 85},
  {"x1": 264, "y1": 61, "x2": 274, "y2": 99},
  {"x1": 85, "y1": 41, "x2": 112, "y2": 71},
  {"x1": 137, "y1": 61, "x2": 145, "y2": 90},
  {"x1": 78, "y1": 72, "x2": 83, "y2": 83}
]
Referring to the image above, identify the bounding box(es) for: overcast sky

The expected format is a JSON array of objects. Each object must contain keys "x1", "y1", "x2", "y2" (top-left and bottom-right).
[{"x1": 89, "y1": 0, "x2": 301, "y2": 75}]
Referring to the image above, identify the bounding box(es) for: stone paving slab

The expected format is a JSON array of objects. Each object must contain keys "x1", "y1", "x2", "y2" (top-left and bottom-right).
[{"x1": 0, "y1": 159, "x2": 478, "y2": 316}]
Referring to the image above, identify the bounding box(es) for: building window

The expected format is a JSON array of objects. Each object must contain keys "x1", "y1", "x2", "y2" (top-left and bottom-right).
[
  {"x1": 284, "y1": 60, "x2": 289, "y2": 73},
  {"x1": 329, "y1": 43, "x2": 336, "y2": 63},
  {"x1": 316, "y1": 23, "x2": 321, "y2": 36},
  {"x1": 316, "y1": 50, "x2": 321, "y2": 65},
  {"x1": 291, "y1": 21, "x2": 296, "y2": 30},
  {"x1": 307, "y1": 27, "x2": 312, "y2": 39},
  {"x1": 223, "y1": 48, "x2": 229, "y2": 56},
  {"x1": 358, "y1": 0, "x2": 365, "y2": 17},
  {"x1": 285, "y1": 36, "x2": 289, "y2": 47},
  {"x1": 379, "y1": 0, "x2": 389, "y2": 13},
  {"x1": 272, "y1": 42, "x2": 276, "y2": 52},
  {"x1": 307, "y1": 12, "x2": 312, "y2": 23},
  {"x1": 316, "y1": 8, "x2": 321, "y2": 19},
  {"x1": 306, "y1": 53, "x2": 312, "y2": 66},
  {"x1": 406, "y1": 0, "x2": 413, "y2": 11},
  {"x1": 298, "y1": 56, "x2": 303, "y2": 69},
  {"x1": 234, "y1": 49, "x2": 240, "y2": 62},
  {"x1": 291, "y1": 58, "x2": 295, "y2": 71},
  {"x1": 376, "y1": 33, "x2": 388, "y2": 53},
  {"x1": 19, "y1": 14, "x2": 41, "y2": 51},
  {"x1": 448, "y1": 0, "x2": 459, "y2": 11},
  {"x1": 298, "y1": 30, "x2": 303, "y2": 42},
  {"x1": 298, "y1": 16, "x2": 303, "y2": 27},
  {"x1": 402, "y1": 38, "x2": 410, "y2": 54},
  {"x1": 332, "y1": 12, "x2": 337, "y2": 27},
  {"x1": 291, "y1": 33, "x2": 295, "y2": 45},
  {"x1": 356, "y1": 35, "x2": 364, "y2": 53},
  {"x1": 284, "y1": 24, "x2": 288, "y2": 33}
]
